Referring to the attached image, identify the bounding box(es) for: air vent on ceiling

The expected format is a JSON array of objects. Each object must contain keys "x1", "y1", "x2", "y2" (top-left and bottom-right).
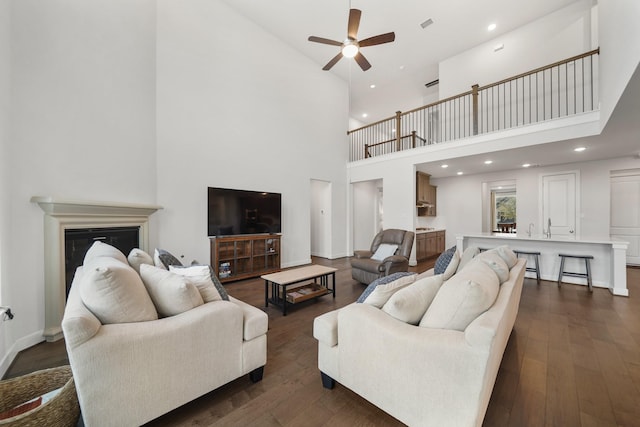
[
  {"x1": 420, "y1": 18, "x2": 434, "y2": 29},
  {"x1": 425, "y1": 79, "x2": 439, "y2": 88}
]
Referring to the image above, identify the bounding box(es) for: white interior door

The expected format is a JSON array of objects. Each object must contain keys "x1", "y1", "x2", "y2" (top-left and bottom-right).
[
  {"x1": 310, "y1": 180, "x2": 331, "y2": 258},
  {"x1": 541, "y1": 172, "x2": 578, "y2": 236},
  {"x1": 610, "y1": 171, "x2": 640, "y2": 265}
]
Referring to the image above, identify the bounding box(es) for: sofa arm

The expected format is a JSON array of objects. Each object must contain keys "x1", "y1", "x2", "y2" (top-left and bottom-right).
[
  {"x1": 313, "y1": 307, "x2": 344, "y2": 347},
  {"x1": 353, "y1": 250, "x2": 373, "y2": 259},
  {"x1": 378, "y1": 255, "x2": 409, "y2": 274},
  {"x1": 62, "y1": 269, "x2": 101, "y2": 349},
  {"x1": 228, "y1": 296, "x2": 268, "y2": 341}
]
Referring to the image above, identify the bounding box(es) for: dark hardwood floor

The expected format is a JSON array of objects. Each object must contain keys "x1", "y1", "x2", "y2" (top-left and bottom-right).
[{"x1": 5, "y1": 258, "x2": 640, "y2": 426}]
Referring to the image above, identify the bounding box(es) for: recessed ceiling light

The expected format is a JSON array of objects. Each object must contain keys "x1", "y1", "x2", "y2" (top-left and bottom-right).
[
  {"x1": 399, "y1": 65, "x2": 405, "y2": 70},
  {"x1": 497, "y1": 186, "x2": 503, "y2": 190},
  {"x1": 370, "y1": 84, "x2": 376, "y2": 89},
  {"x1": 522, "y1": 163, "x2": 531, "y2": 168},
  {"x1": 574, "y1": 146, "x2": 586, "y2": 152},
  {"x1": 441, "y1": 164, "x2": 448, "y2": 168},
  {"x1": 494, "y1": 43, "x2": 504, "y2": 52},
  {"x1": 484, "y1": 160, "x2": 493, "y2": 165},
  {"x1": 488, "y1": 23, "x2": 497, "y2": 31},
  {"x1": 457, "y1": 171, "x2": 464, "y2": 176},
  {"x1": 362, "y1": 113, "x2": 368, "y2": 118}
]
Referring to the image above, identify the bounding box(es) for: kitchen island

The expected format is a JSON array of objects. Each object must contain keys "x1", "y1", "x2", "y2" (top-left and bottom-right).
[{"x1": 456, "y1": 233, "x2": 629, "y2": 296}]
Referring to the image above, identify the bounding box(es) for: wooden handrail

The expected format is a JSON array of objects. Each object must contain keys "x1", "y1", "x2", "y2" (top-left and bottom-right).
[{"x1": 477, "y1": 48, "x2": 600, "y2": 92}]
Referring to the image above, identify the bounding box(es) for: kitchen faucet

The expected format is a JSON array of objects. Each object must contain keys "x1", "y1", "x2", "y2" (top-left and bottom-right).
[{"x1": 546, "y1": 218, "x2": 551, "y2": 238}]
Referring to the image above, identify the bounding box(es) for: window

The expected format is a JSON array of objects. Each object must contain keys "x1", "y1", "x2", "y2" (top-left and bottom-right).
[{"x1": 492, "y1": 190, "x2": 516, "y2": 232}]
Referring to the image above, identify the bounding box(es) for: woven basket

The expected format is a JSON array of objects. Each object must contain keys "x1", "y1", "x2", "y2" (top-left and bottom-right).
[{"x1": 0, "y1": 365, "x2": 79, "y2": 427}]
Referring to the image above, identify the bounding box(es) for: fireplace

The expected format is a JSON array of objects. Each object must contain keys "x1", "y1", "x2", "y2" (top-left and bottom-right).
[
  {"x1": 32, "y1": 196, "x2": 162, "y2": 341},
  {"x1": 64, "y1": 227, "x2": 140, "y2": 298}
]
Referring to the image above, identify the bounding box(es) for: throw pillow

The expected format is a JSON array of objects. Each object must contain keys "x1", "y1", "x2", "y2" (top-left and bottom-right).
[
  {"x1": 169, "y1": 265, "x2": 223, "y2": 302},
  {"x1": 127, "y1": 248, "x2": 154, "y2": 274},
  {"x1": 475, "y1": 252, "x2": 510, "y2": 284},
  {"x1": 83, "y1": 241, "x2": 128, "y2": 265},
  {"x1": 139, "y1": 264, "x2": 204, "y2": 317},
  {"x1": 154, "y1": 248, "x2": 183, "y2": 270},
  {"x1": 357, "y1": 272, "x2": 417, "y2": 308},
  {"x1": 434, "y1": 245, "x2": 457, "y2": 275},
  {"x1": 80, "y1": 257, "x2": 158, "y2": 324},
  {"x1": 485, "y1": 245, "x2": 518, "y2": 269},
  {"x1": 457, "y1": 246, "x2": 480, "y2": 273},
  {"x1": 370, "y1": 243, "x2": 398, "y2": 261},
  {"x1": 420, "y1": 259, "x2": 499, "y2": 331},
  {"x1": 442, "y1": 250, "x2": 460, "y2": 281},
  {"x1": 382, "y1": 274, "x2": 444, "y2": 324}
]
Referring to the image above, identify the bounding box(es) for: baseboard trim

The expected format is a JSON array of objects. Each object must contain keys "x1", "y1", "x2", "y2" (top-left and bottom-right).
[{"x1": 0, "y1": 330, "x2": 45, "y2": 379}]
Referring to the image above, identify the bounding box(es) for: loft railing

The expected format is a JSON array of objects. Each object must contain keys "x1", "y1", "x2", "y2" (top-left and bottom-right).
[{"x1": 348, "y1": 49, "x2": 600, "y2": 162}]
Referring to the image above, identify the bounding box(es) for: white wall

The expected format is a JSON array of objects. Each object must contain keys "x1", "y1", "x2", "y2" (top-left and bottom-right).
[
  {"x1": 352, "y1": 180, "x2": 379, "y2": 251},
  {"x1": 429, "y1": 156, "x2": 640, "y2": 249},
  {"x1": 598, "y1": 0, "x2": 640, "y2": 127},
  {"x1": 155, "y1": 0, "x2": 349, "y2": 268},
  {"x1": 0, "y1": 0, "x2": 11, "y2": 370},
  {"x1": 439, "y1": 1, "x2": 596, "y2": 98},
  {"x1": 310, "y1": 180, "x2": 331, "y2": 258},
  {"x1": 1, "y1": 0, "x2": 157, "y2": 375}
]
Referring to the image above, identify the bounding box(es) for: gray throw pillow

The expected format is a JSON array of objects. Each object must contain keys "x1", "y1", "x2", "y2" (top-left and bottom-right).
[
  {"x1": 434, "y1": 246, "x2": 457, "y2": 275},
  {"x1": 357, "y1": 272, "x2": 415, "y2": 303}
]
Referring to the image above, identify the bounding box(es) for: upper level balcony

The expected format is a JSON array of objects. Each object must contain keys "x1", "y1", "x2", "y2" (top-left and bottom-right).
[{"x1": 348, "y1": 49, "x2": 600, "y2": 163}]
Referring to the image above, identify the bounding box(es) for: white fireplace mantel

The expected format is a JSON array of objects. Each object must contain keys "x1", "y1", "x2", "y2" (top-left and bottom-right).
[{"x1": 32, "y1": 196, "x2": 163, "y2": 341}]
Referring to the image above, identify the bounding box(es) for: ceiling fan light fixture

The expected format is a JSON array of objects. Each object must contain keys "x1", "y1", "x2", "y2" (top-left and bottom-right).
[{"x1": 342, "y1": 42, "x2": 359, "y2": 58}]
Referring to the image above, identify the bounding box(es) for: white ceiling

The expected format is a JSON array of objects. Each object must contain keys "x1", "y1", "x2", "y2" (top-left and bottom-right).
[
  {"x1": 221, "y1": 0, "x2": 581, "y2": 123},
  {"x1": 221, "y1": 0, "x2": 640, "y2": 178}
]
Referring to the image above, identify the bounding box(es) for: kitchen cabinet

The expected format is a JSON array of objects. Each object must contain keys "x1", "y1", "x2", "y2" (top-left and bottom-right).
[
  {"x1": 416, "y1": 230, "x2": 446, "y2": 261},
  {"x1": 416, "y1": 172, "x2": 437, "y2": 216}
]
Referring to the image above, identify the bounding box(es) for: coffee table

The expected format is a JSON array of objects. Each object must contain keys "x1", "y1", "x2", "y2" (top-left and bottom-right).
[{"x1": 262, "y1": 265, "x2": 337, "y2": 315}]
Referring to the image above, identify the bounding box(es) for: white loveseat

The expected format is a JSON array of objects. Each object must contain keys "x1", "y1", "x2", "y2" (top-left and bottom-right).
[
  {"x1": 61, "y1": 243, "x2": 268, "y2": 427},
  {"x1": 314, "y1": 246, "x2": 526, "y2": 427}
]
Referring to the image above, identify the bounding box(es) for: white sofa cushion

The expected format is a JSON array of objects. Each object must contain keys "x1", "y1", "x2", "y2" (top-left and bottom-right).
[
  {"x1": 382, "y1": 274, "x2": 444, "y2": 324},
  {"x1": 486, "y1": 245, "x2": 518, "y2": 269},
  {"x1": 475, "y1": 252, "x2": 510, "y2": 283},
  {"x1": 84, "y1": 241, "x2": 128, "y2": 265},
  {"x1": 80, "y1": 257, "x2": 158, "y2": 324},
  {"x1": 357, "y1": 272, "x2": 417, "y2": 308},
  {"x1": 127, "y1": 248, "x2": 154, "y2": 274},
  {"x1": 169, "y1": 265, "x2": 223, "y2": 302},
  {"x1": 457, "y1": 246, "x2": 480, "y2": 272},
  {"x1": 442, "y1": 250, "x2": 460, "y2": 280},
  {"x1": 420, "y1": 259, "x2": 499, "y2": 331},
  {"x1": 139, "y1": 264, "x2": 204, "y2": 317}
]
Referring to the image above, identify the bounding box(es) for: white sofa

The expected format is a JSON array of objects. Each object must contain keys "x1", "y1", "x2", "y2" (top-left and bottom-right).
[
  {"x1": 314, "y1": 247, "x2": 526, "y2": 427},
  {"x1": 61, "y1": 244, "x2": 268, "y2": 427}
]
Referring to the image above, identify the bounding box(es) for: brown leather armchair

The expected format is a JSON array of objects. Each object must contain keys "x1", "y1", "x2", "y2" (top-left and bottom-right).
[{"x1": 351, "y1": 229, "x2": 415, "y2": 284}]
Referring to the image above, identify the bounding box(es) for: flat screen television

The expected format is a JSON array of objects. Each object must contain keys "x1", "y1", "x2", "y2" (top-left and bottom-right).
[{"x1": 208, "y1": 187, "x2": 281, "y2": 236}]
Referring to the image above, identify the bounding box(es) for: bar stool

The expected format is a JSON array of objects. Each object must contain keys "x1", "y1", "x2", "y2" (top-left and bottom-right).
[
  {"x1": 557, "y1": 254, "x2": 593, "y2": 292},
  {"x1": 514, "y1": 250, "x2": 541, "y2": 283}
]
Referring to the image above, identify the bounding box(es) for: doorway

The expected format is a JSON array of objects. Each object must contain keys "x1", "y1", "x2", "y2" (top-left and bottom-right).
[
  {"x1": 352, "y1": 180, "x2": 382, "y2": 252},
  {"x1": 540, "y1": 171, "x2": 579, "y2": 237},
  {"x1": 610, "y1": 170, "x2": 640, "y2": 265},
  {"x1": 310, "y1": 179, "x2": 332, "y2": 258}
]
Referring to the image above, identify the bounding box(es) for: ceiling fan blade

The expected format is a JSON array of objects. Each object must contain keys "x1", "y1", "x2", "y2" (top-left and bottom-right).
[
  {"x1": 354, "y1": 52, "x2": 371, "y2": 71},
  {"x1": 359, "y1": 32, "x2": 396, "y2": 47},
  {"x1": 323, "y1": 52, "x2": 344, "y2": 71},
  {"x1": 308, "y1": 36, "x2": 343, "y2": 46},
  {"x1": 347, "y1": 9, "x2": 362, "y2": 40}
]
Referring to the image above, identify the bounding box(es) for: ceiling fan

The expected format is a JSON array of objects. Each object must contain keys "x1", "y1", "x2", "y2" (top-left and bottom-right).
[{"x1": 308, "y1": 8, "x2": 395, "y2": 71}]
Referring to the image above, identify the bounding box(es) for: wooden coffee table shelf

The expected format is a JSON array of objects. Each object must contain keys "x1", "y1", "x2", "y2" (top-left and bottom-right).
[{"x1": 262, "y1": 265, "x2": 336, "y2": 315}]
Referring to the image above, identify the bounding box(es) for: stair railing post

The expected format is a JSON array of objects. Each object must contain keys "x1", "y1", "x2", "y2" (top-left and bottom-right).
[
  {"x1": 395, "y1": 111, "x2": 402, "y2": 151},
  {"x1": 364, "y1": 143, "x2": 370, "y2": 158},
  {"x1": 472, "y1": 84, "x2": 479, "y2": 135},
  {"x1": 411, "y1": 130, "x2": 417, "y2": 148}
]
